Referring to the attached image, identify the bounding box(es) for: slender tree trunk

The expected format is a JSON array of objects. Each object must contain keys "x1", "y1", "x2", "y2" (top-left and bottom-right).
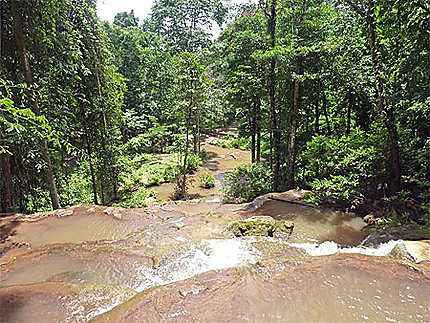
[
  {"x1": 197, "y1": 108, "x2": 201, "y2": 153},
  {"x1": 267, "y1": 0, "x2": 280, "y2": 191},
  {"x1": 10, "y1": 0, "x2": 60, "y2": 210},
  {"x1": 346, "y1": 89, "x2": 353, "y2": 135},
  {"x1": 94, "y1": 47, "x2": 119, "y2": 202},
  {"x1": 344, "y1": 0, "x2": 401, "y2": 194},
  {"x1": 1, "y1": 154, "x2": 13, "y2": 213},
  {"x1": 100, "y1": 182, "x2": 105, "y2": 205},
  {"x1": 256, "y1": 98, "x2": 261, "y2": 162},
  {"x1": 368, "y1": 1, "x2": 401, "y2": 194},
  {"x1": 182, "y1": 104, "x2": 192, "y2": 198},
  {"x1": 315, "y1": 90, "x2": 320, "y2": 135},
  {"x1": 84, "y1": 125, "x2": 98, "y2": 205},
  {"x1": 250, "y1": 102, "x2": 256, "y2": 163},
  {"x1": 286, "y1": 0, "x2": 306, "y2": 190},
  {"x1": 286, "y1": 56, "x2": 303, "y2": 189},
  {"x1": 321, "y1": 89, "x2": 331, "y2": 135},
  {"x1": 269, "y1": 128, "x2": 273, "y2": 169}
]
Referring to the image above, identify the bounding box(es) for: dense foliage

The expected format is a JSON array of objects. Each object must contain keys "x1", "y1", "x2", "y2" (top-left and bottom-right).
[{"x1": 0, "y1": 0, "x2": 429, "y2": 224}]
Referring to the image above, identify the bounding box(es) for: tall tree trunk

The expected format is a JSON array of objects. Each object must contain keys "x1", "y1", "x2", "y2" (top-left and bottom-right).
[
  {"x1": 344, "y1": 0, "x2": 401, "y2": 194},
  {"x1": 84, "y1": 125, "x2": 98, "y2": 205},
  {"x1": 1, "y1": 154, "x2": 13, "y2": 213},
  {"x1": 10, "y1": 0, "x2": 60, "y2": 210},
  {"x1": 286, "y1": 57, "x2": 303, "y2": 189},
  {"x1": 315, "y1": 90, "x2": 320, "y2": 135},
  {"x1": 256, "y1": 98, "x2": 261, "y2": 162},
  {"x1": 250, "y1": 100, "x2": 256, "y2": 163},
  {"x1": 93, "y1": 44, "x2": 119, "y2": 202},
  {"x1": 321, "y1": 89, "x2": 331, "y2": 135},
  {"x1": 182, "y1": 104, "x2": 192, "y2": 198},
  {"x1": 100, "y1": 182, "x2": 105, "y2": 205},
  {"x1": 250, "y1": 115, "x2": 256, "y2": 163},
  {"x1": 267, "y1": 0, "x2": 280, "y2": 191},
  {"x1": 197, "y1": 108, "x2": 201, "y2": 153},
  {"x1": 286, "y1": 0, "x2": 306, "y2": 190},
  {"x1": 346, "y1": 89, "x2": 353, "y2": 135},
  {"x1": 368, "y1": 1, "x2": 401, "y2": 194}
]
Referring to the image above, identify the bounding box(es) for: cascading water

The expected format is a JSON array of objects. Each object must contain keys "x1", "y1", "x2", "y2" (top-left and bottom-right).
[
  {"x1": 288, "y1": 240, "x2": 401, "y2": 257},
  {"x1": 1, "y1": 199, "x2": 429, "y2": 323}
]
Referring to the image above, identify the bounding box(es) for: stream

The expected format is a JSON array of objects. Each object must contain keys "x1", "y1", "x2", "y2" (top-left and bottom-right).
[{"x1": 1, "y1": 194, "x2": 429, "y2": 323}]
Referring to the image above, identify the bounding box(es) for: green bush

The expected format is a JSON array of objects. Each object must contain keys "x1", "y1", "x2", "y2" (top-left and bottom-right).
[
  {"x1": 186, "y1": 152, "x2": 203, "y2": 173},
  {"x1": 147, "y1": 161, "x2": 180, "y2": 186},
  {"x1": 199, "y1": 172, "x2": 216, "y2": 188},
  {"x1": 224, "y1": 163, "x2": 273, "y2": 202},
  {"x1": 116, "y1": 187, "x2": 157, "y2": 208},
  {"x1": 59, "y1": 163, "x2": 93, "y2": 207},
  {"x1": 214, "y1": 135, "x2": 249, "y2": 150},
  {"x1": 303, "y1": 130, "x2": 384, "y2": 206}
]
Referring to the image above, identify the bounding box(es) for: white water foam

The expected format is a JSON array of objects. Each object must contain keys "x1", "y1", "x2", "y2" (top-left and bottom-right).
[
  {"x1": 160, "y1": 239, "x2": 261, "y2": 283},
  {"x1": 133, "y1": 238, "x2": 261, "y2": 293},
  {"x1": 289, "y1": 240, "x2": 401, "y2": 257},
  {"x1": 84, "y1": 239, "x2": 261, "y2": 319},
  {"x1": 158, "y1": 239, "x2": 261, "y2": 283}
]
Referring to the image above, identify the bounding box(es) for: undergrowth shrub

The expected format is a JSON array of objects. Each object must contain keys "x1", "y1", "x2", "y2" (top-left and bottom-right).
[
  {"x1": 303, "y1": 130, "x2": 384, "y2": 207},
  {"x1": 199, "y1": 172, "x2": 215, "y2": 188},
  {"x1": 214, "y1": 135, "x2": 249, "y2": 150},
  {"x1": 224, "y1": 163, "x2": 272, "y2": 202},
  {"x1": 116, "y1": 187, "x2": 157, "y2": 208},
  {"x1": 186, "y1": 152, "x2": 203, "y2": 173}
]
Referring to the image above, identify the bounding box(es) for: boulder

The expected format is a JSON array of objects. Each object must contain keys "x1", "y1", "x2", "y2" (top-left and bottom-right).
[
  {"x1": 228, "y1": 216, "x2": 294, "y2": 238},
  {"x1": 389, "y1": 240, "x2": 430, "y2": 264},
  {"x1": 362, "y1": 224, "x2": 430, "y2": 247}
]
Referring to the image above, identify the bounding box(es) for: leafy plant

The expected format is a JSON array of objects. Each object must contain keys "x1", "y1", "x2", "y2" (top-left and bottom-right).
[
  {"x1": 224, "y1": 163, "x2": 272, "y2": 202},
  {"x1": 186, "y1": 152, "x2": 203, "y2": 173},
  {"x1": 116, "y1": 187, "x2": 157, "y2": 208},
  {"x1": 303, "y1": 130, "x2": 384, "y2": 207},
  {"x1": 199, "y1": 172, "x2": 215, "y2": 188}
]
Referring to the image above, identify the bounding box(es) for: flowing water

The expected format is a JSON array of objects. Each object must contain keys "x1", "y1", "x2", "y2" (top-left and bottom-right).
[
  {"x1": 252, "y1": 199, "x2": 368, "y2": 245},
  {"x1": 1, "y1": 196, "x2": 429, "y2": 322},
  {"x1": 11, "y1": 213, "x2": 145, "y2": 248}
]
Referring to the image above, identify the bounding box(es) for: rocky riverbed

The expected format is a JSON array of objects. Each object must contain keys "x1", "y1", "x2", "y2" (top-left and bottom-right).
[{"x1": 1, "y1": 191, "x2": 429, "y2": 322}]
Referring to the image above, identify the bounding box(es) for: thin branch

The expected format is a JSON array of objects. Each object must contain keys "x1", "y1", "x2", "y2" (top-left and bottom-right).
[
  {"x1": 343, "y1": 0, "x2": 367, "y2": 19},
  {"x1": 259, "y1": 0, "x2": 270, "y2": 18}
]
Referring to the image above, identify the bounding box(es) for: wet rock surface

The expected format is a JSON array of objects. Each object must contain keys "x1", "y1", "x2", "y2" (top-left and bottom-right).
[
  {"x1": 362, "y1": 224, "x2": 430, "y2": 247},
  {"x1": 94, "y1": 255, "x2": 430, "y2": 323},
  {"x1": 1, "y1": 195, "x2": 430, "y2": 322},
  {"x1": 389, "y1": 240, "x2": 430, "y2": 264}
]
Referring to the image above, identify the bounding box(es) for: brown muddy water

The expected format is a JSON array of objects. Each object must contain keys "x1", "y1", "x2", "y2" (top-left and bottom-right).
[{"x1": 1, "y1": 195, "x2": 429, "y2": 323}]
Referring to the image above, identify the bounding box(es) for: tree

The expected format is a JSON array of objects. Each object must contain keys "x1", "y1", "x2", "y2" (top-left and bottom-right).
[
  {"x1": 286, "y1": 0, "x2": 307, "y2": 189},
  {"x1": 113, "y1": 10, "x2": 139, "y2": 28},
  {"x1": 171, "y1": 52, "x2": 208, "y2": 198},
  {"x1": 343, "y1": 0, "x2": 401, "y2": 194},
  {"x1": 10, "y1": 0, "x2": 60, "y2": 209},
  {"x1": 261, "y1": 0, "x2": 281, "y2": 191},
  {"x1": 150, "y1": 0, "x2": 227, "y2": 53}
]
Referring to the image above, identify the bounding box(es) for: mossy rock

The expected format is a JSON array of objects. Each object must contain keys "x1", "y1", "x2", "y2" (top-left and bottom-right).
[{"x1": 228, "y1": 216, "x2": 294, "y2": 238}]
